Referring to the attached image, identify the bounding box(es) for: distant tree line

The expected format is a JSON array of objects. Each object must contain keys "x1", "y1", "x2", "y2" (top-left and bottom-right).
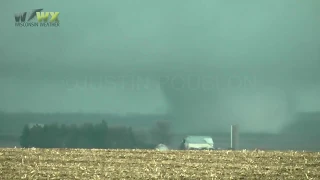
[{"x1": 20, "y1": 120, "x2": 172, "y2": 149}]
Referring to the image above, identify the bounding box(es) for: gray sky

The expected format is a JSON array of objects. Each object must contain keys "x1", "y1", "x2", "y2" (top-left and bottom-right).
[{"x1": 0, "y1": 0, "x2": 320, "y2": 133}]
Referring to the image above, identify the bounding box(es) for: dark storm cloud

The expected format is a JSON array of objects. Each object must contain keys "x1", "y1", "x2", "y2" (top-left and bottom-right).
[{"x1": 0, "y1": 0, "x2": 320, "y2": 133}]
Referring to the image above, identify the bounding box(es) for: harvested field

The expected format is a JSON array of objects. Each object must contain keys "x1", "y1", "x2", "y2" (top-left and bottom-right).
[{"x1": 1, "y1": 148, "x2": 320, "y2": 179}]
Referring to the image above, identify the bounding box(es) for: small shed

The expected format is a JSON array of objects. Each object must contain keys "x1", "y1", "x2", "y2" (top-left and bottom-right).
[{"x1": 155, "y1": 144, "x2": 169, "y2": 151}]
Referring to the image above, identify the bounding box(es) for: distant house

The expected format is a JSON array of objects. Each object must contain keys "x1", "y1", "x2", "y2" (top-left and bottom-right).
[{"x1": 179, "y1": 136, "x2": 214, "y2": 150}]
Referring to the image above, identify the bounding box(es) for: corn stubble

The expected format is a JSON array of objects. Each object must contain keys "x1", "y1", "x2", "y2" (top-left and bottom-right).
[{"x1": 0, "y1": 148, "x2": 320, "y2": 179}]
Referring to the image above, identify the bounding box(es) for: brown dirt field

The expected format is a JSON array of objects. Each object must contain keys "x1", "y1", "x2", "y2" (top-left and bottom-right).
[{"x1": 0, "y1": 148, "x2": 320, "y2": 179}]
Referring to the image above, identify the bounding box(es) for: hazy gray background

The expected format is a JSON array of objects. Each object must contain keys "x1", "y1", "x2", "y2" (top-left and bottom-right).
[{"x1": 0, "y1": 0, "x2": 319, "y2": 133}]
